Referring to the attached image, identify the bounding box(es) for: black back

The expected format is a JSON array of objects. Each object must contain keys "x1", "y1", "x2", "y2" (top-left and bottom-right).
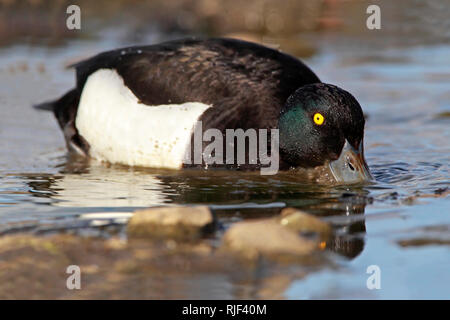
[
  {"x1": 72, "y1": 38, "x2": 320, "y2": 130},
  {"x1": 38, "y1": 37, "x2": 321, "y2": 155}
]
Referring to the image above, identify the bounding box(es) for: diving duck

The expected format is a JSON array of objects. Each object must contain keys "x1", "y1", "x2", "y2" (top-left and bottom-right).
[{"x1": 35, "y1": 37, "x2": 372, "y2": 183}]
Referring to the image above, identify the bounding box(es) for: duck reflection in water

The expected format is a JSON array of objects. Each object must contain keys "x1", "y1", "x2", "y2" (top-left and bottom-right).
[{"x1": 24, "y1": 160, "x2": 369, "y2": 259}]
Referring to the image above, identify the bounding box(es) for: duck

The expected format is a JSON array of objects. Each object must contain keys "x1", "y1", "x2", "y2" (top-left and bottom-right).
[{"x1": 35, "y1": 37, "x2": 372, "y2": 183}]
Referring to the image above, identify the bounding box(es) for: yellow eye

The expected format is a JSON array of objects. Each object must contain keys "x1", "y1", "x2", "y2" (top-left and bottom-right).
[{"x1": 313, "y1": 113, "x2": 324, "y2": 125}]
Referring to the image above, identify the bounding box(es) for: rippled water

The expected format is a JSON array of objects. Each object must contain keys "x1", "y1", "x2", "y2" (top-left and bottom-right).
[{"x1": 0, "y1": 7, "x2": 449, "y2": 298}]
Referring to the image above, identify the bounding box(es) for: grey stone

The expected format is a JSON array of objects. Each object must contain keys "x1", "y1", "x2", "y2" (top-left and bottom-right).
[
  {"x1": 127, "y1": 206, "x2": 215, "y2": 240},
  {"x1": 222, "y1": 219, "x2": 317, "y2": 259}
]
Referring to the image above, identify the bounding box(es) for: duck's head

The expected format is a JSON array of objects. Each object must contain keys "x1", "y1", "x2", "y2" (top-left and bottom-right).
[{"x1": 279, "y1": 83, "x2": 373, "y2": 183}]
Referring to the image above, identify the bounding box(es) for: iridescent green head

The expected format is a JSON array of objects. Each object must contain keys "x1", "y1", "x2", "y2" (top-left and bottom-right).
[{"x1": 279, "y1": 83, "x2": 372, "y2": 183}]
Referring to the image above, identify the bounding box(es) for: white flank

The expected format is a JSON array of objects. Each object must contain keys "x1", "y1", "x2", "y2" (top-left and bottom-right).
[{"x1": 75, "y1": 69, "x2": 211, "y2": 169}]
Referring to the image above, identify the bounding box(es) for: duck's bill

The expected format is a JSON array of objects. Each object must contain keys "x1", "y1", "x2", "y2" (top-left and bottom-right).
[{"x1": 329, "y1": 139, "x2": 373, "y2": 184}]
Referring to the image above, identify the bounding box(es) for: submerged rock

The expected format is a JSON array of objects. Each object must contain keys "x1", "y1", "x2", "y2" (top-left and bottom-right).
[
  {"x1": 127, "y1": 206, "x2": 215, "y2": 240},
  {"x1": 222, "y1": 208, "x2": 331, "y2": 260},
  {"x1": 277, "y1": 208, "x2": 332, "y2": 242},
  {"x1": 222, "y1": 219, "x2": 316, "y2": 260}
]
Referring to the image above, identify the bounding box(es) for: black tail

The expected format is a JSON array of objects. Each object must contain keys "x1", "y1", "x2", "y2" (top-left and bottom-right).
[
  {"x1": 33, "y1": 100, "x2": 58, "y2": 111},
  {"x1": 34, "y1": 89, "x2": 80, "y2": 129},
  {"x1": 33, "y1": 89, "x2": 89, "y2": 156}
]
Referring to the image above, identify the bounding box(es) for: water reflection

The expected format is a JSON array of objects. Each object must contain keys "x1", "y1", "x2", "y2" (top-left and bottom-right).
[{"x1": 19, "y1": 159, "x2": 370, "y2": 259}]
